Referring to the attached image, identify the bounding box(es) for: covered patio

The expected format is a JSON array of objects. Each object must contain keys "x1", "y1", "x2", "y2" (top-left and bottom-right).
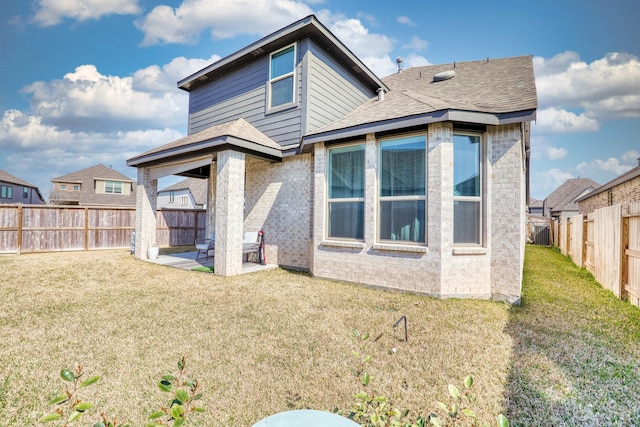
[{"x1": 127, "y1": 118, "x2": 285, "y2": 277}]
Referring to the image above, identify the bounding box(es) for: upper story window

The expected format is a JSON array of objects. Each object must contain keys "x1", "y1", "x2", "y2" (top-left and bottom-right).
[
  {"x1": 169, "y1": 191, "x2": 175, "y2": 203},
  {"x1": 23, "y1": 187, "x2": 29, "y2": 198},
  {"x1": 181, "y1": 196, "x2": 188, "y2": 206},
  {"x1": 453, "y1": 133, "x2": 482, "y2": 245},
  {"x1": 1, "y1": 185, "x2": 13, "y2": 199},
  {"x1": 327, "y1": 144, "x2": 365, "y2": 240},
  {"x1": 73, "y1": 185, "x2": 80, "y2": 191},
  {"x1": 105, "y1": 181, "x2": 123, "y2": 194},
  {"x1": 60, "y1": 184, "x2": 67, "y2": 190},
  {"x1": 268, "y1": 44, "x2": 296, "y2": 110},
  {"x1": 379, "y1": 135, "x2": 426, "y2": 243}
]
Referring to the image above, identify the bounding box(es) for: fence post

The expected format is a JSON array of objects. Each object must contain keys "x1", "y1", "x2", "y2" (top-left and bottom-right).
[
  {"x1": 17, "y1": 205, "x2": 23, "y2": 255},
  {"x1": 622, "y1": 215, "x2": 629, "y2": 299},
  {"x1": 582, "y1": 219, "x2": 588, "y2": 268},
  {"x1": 84, "y1": 207, "x2": 89, "y2": 251}
]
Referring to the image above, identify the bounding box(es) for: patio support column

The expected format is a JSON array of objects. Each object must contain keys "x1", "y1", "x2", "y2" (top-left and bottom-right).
[
  {"x1": 214, "y1": 150, "x2": 245, "y2": 276},
  {"x1": 206, "y1": 161, "x2": 216, "y2": 237},
  {"x1": 135, "y1": 166, "x2": 157, "y2": 260}
]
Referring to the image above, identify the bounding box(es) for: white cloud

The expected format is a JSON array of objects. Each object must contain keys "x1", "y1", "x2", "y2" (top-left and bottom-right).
[
  {"x1": 403, "y1": 53, "x2": 431, "y2": 69},
  {"x1": 22, "y1": 64, "x2": 190, "y2": 132},
  {"x1": 135, "y1": 0, "x2": 313, "y2": 45},
  {"x1": 32, "y1": 0, "x2": 141, "y2": 27},
  {"x1": 576, "y1": 152, "x2": 639, "y2": 177},
  {"x1": 532, "y1": 168, "x2": 575, "y2": 199},
  {"x1": 397, "y1": 16, "x2": 416, "y2": 26},
  {"x1": 534, "y1": 51, "x2": 640, "y2": 121},
  {"x1": 534, "y1": 107, "x2": 599, "y2": 134},
  {"x1": 402, "y1": 36, "x2": 428, "y2": 51},
  {"x1": 530, "y1": 137, "x2": 567, "y2": 161}
]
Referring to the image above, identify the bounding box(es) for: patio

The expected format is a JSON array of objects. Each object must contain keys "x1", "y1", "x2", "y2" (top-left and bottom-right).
[{"x1": 147, "y1": 250, "x2": 278, "y2": 275}]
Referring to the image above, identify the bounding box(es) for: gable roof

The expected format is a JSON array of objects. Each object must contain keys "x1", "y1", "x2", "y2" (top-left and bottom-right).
[
  {"x1": 177, "y1": 14, "x2": 386, "y2": 94},
  {"x1": 0, "y1": 169, "x2": 45, "y2": 202},
  {"x1": 575, "y1": 162, "x2": 640, "y2": 203},
  {"x1": 50, "y1": 164, "x2": 136, "y2": 206},
  {"x1": 303, "y1": 55, "x2": 537, "y2": 146},
  {"x1": 127, "y1": 118, "x2": 282, "y2": 168},
  {"x1": 52, "y1": 164, "x2": 134, "y2": 184},
  {"x1": 0, "y1": 169, "x2": 39, "y2": 188},
  {"x1": 159, "y1": 177, "x2": 208, "y2": 206},
  {"x1": 544, "y1": 178, "x2": 600, "y2": 214}
]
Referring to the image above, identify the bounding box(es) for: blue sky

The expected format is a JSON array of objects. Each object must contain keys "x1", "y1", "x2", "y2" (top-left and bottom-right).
[{"x1": 1, "y1": 0, "x2": 639, "y2": 200}]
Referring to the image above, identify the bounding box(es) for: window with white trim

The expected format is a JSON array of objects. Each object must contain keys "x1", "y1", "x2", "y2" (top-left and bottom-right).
[
  {"x1": 169, "y1": 191, "x2": 175, "y2": 203},
  {"x1": 181, "y1": 196, "x2": 188, "y2": 206},
  {"x1": 453, "y1": 133, "x2": 482, "y2": 244},
  {"x1": 268, "y1": 44, "x2": 296, "y2": 109},
  {"x1": 105, "y1": 181, "x2": 123, "y2": 194},
  {"x1": 327, "y1": 144, "x2": 365, "y2": 240},
  {"x1": 379, "y1": 135, "x2": 426, "y2": 243}
]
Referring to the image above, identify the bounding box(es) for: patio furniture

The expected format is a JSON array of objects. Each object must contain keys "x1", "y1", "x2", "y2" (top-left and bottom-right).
[
  {"x1": 242, "y1": 231, "x2": 264, "y2": 264},
  {"x1": 195, "y1": 232, "x2": 215, "y2": 259}
]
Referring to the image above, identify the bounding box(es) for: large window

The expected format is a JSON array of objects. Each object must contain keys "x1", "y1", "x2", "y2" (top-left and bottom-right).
[
  {"x1": 379, "y1": 135, "x2": 426, "y2": 243},
  {"x1": 328, "y1": 144, "x2": 365, "y2": 240},
  {"x1": 453, "y1": 134, "x2": 482, "y2": 244},
  {"x1": 269, "y1": 44, "x2": 296, "y2": 109},
  {"x1": 105, "y1": 181, "x2": 123, "y2": 194},
  {"x1": 1, "y1": 185, "x2": 13, "y2": 199}
]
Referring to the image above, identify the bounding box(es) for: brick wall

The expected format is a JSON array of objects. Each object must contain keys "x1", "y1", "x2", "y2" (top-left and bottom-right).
[
  {"x1": 309, "y1": 122, "x2": 526, "y2": 303},
  {"x1": 579, "y1": 174, "x2": 640, "y2": 215}
]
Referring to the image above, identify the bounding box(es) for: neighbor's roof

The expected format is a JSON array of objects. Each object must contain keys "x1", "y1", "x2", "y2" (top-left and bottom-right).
[
  {"x1": 52, "y1": 164, "x2": 134, "y2": 183},
  {"x1": 160, "y1": 177, "x2": 208, "y2": 206},
  {"x1": 545, "y1": 178, "x2": 600, "y2": 213},
  {"x1": 303, "y1": 55, "x2": 537, "y2": 145},
  {"x1": 177, "y1": 14, "x2": 386, "y2": 94},
  {"x1": 575, "y1": 162, "x2": 640, "y2": 202},
  {"x1": 0, "y1": 169, "x2": 39, "y2": 188},
  {"x1": 127, "y1": 118, "x2": 282, "y2": 167}
]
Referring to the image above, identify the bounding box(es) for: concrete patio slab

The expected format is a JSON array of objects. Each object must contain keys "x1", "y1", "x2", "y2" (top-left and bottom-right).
[{"x1": 146, "y1": 251, "x2": 278, "y2": 275}]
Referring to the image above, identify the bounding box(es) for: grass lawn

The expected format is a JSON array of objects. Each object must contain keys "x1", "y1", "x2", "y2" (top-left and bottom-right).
[{"x1": 0, "y1": 245, "x2": 639, "y2": 426}]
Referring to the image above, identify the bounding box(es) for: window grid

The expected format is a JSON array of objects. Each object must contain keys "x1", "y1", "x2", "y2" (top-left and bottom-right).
[
  {"x1": 268, "y1": 44, "x2": 296, "y2": 109},
  {"x1": 327, "y1": 143, "x2": 365, "y2": 240},
  {"x1": 378, "y1": 135, "x2": 427, "y2": 244},
  {"x1": 453, "y1": 133, "x2": 482, "y2": 245}
]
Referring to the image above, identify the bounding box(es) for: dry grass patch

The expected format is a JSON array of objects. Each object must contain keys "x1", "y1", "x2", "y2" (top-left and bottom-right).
[{"x1": 0, "y1": 250, "x2": 512, "y2": 426}]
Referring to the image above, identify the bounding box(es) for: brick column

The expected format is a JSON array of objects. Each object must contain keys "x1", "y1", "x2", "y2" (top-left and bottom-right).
[
  {"x1": 311, "y1": 142, "x2": 326, "y2": 274},
  {"x1": 207, "y1": 161, "x2": 216, "y2": 237},
  {"x1": 135, "y1": 167, "x2": 157, "y2": 260},
  {"x1": 214, "y1": 150, "x2": 245, "y2": 276}
]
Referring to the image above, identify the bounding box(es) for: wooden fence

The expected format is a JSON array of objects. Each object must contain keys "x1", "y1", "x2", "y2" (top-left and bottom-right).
[
  {"x1": 554, "y1": 202, "x2": 640, "y2": 307},
  {"x1": 0, "y1": 205, "x2": 206, "y2": 254}
]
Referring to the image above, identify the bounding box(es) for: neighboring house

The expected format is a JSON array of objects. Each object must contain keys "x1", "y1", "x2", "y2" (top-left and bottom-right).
[
  {"x1": 542, "y1": 178, "x2": 600, "y2": 219},
  {"x1": 158, "y1": 177, "x2": 208, "y2": 209},
  {"x1": 577, "y1": 158, "x2": 640, "y2": 215},
  {"x1": 127, "y1": 15, "x2": 537, "y2": 303},
  {"x1": 529, "y1": 198, "x2": 544, "y2": 216},
  {"x1": 0, "y1": 169, "x2": 45, "y2": 204},
  {"x1": 49, "y1": 164, "x2": 136, "y2": 207}
]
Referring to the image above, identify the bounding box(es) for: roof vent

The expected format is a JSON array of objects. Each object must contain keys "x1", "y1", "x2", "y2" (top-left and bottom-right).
[
  {"x1": 396, "y1": 57, "x2": 403, "y2": 73},
  {"x1": 433, "y1": 69, "x2": 456, "y2": 82}
]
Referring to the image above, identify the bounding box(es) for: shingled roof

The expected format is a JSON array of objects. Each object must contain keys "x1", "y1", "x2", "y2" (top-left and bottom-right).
[
  {"x1": 303, "y1": 55, "x2": 537, "y2": 145},
  {"x1": 160, "y1": 177, "x2": 208, "y2": 206},
  {"x1": 127, "y1": 118, "x2": 283, "y2": 168},
  {"x1": 544, "y1": 178, "x2": 600, "y2": 216},
  {"x1": 0, "y1": 169, "x2": 45, "y2": 203},
  {"x1": 50, "y1": 164, "x2": 136, "y2": 207}
]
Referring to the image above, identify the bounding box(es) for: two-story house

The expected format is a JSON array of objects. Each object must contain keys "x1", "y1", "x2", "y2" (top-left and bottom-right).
[
  {"x1": 158, "y1": 177, "x2": 207, "y2": 209},
  {"x1": 49, "y1": 164, "x2": 136, "y2": 207},
  {"x1": 127, "y1": 15, "x2": 537, "y2": 303},
  {"x1": 0, "y1": 169, "x2": 45, "y2": 204}
]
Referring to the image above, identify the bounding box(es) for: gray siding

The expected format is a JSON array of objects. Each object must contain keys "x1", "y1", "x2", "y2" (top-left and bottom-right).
[
  {"x1": 306, "y1": 41, "x2": 375, "y2": 133},
  {"x1": 188, "y1": 45, "x2": 304, "y2": 148},
  {"x1": 0, "y1": 181, "x2": 43, "y2": 205}
]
